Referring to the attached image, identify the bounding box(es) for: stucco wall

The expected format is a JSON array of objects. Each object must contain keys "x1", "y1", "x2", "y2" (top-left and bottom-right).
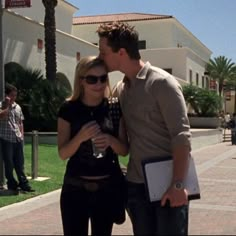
[
  {"x1": 6, "y1": 0, "x2": 77, "y2": 34},
  {"x1": 170, "y1": 19, "x2": 211, "y2": 62},
  {"x1": 72, "y1": 18, "x2": 211, "y2": 62},
  {"x1": 140, "y1": 48, "x2": 187, "y2": 81},
  {"x1": 3, "y1": 10, "x2": 98, "y2": 86},
  {"x1": 140, "y1": 47, "x2": 208, "y2": 86}
]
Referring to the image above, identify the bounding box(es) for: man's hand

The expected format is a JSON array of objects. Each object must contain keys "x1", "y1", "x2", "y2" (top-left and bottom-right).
[
  {"x1": 161, "y1": 185, "x2": 188, "y2": 207},
  {"x1": 0, "y1": 107, "x2": 9, "y2": 119},
  {"x1": 2, "y1": 96, "x2": 10, "y2": 109}
]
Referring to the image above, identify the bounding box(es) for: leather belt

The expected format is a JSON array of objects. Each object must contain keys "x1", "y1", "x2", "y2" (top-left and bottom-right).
[{"x1": 64, "y1": 176, "x2": 111, "y2": 192}]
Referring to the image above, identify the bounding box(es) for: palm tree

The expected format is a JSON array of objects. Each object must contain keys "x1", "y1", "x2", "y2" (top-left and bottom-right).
[
  {"x1": 42, "y1": 0, "x2": 58, "y2": 81},
  {"x1": 206, "y1": 56, "x2": 235, "y2": 97}
]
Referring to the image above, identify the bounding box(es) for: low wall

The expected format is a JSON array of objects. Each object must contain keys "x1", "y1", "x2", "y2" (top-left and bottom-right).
[
  {"x1": 189, "y1": 117, "x2": 221, "y2": 129},
  {"x1": 24, "y1": 132, "x2": 57, "y2": 145},
  {"x1": 24, "y1": 129, "x2": 224, "y2": 151}
]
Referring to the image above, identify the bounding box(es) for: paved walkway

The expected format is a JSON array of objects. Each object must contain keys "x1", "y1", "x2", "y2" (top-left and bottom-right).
[{"x1": 0, "y1": 141, "x2": 236, "y2": 235}]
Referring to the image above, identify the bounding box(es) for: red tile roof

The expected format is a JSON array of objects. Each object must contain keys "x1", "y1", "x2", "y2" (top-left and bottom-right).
[{"x1": 73, "y1": 13, "x2": 173, "y2": 25}]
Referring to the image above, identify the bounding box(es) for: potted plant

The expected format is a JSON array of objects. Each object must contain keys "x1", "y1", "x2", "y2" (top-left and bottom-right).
[{"x1": 182, "y1": 85, "x2": 222, "y2": 128}]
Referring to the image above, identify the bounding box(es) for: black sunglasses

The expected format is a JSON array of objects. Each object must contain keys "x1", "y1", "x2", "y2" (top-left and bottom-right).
[{"x1": 81, "y1": 74, "x2": 108, "y2": 84}]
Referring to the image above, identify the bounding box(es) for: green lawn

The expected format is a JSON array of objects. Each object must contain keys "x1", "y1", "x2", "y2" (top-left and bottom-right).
[{"x1": 0, "y1": 144, "x2": 129, "y2": 208}]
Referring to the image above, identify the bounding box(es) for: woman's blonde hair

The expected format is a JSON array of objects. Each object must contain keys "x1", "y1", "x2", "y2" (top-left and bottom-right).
[{"x1": 68, "y1": 56, "x2": 111, "y2": 101}]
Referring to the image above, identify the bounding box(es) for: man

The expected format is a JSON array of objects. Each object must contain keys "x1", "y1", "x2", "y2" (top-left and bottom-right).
[
  {"x1": 0, "y1": 83, "x2": 34, "y2": 193},
  {"x1": 97, "y1": 22, "x2": 192, "y2": 235},
  {"x1": 224, "y1": 112, "x2": 231, "y2": 129},
  {"x1": 229, "y1": 113, "x2": 236, "y2": 145}
]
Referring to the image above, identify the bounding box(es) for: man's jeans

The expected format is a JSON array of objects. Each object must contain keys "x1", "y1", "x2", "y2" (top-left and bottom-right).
[
  {"x1": 0, "y1": 138, "x2": 28, "y2": 189},
  {"x1": 0, "y1": 147, "x2": 5, "y2": 187},
  {"x1": 126, "y1": 181, "x2": 189, "y2": 235}
]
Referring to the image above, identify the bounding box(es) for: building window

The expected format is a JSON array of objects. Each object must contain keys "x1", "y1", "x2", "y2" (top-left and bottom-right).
[
  {"x1": 177, "y1": 43, "x2": 182, "y2": 48},
  {"x1": 189, "y1": 70, "x2": 192, "y2": 84},
  {"x1": 37, "y1": 39, "x2": 43, "y2": 50},
  {"x1": 206, "y1": 77, "x2": 209, "y2": 89},
  {"x1": 202, "y1": 76, "x2": 205, "y2": 88},
  {"x1": 76, "y1": 52, "x2": 80, "y2": 61},
  {"x1": 196, "y1": 73, "x2": 199, "y2": 86},
  {"x1": 163, "y1": 68, "x2": 172, "y2": 74},
  {"x1": 138, "y1": 40, "x2": 146, "y2": 49}
]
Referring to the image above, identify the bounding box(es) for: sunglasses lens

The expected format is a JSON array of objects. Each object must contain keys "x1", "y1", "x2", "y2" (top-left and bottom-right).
[
  {"x1": 100, "y1": 75, "x2": 108, "y2": 83},
  {"x1": 83, "y1": 74, "x2": 108, "y2": 84},
  {"x1": 85, "y1": 76, "x2": 98, "y2": 84}
]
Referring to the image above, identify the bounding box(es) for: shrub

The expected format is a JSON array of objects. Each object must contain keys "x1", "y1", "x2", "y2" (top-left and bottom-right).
[
  {"x1": 182, "y1": 84, "x2": 222, "y2": 117},
  {"x1": 5, "y1": 62, "x2": 71, "y2": 131}
]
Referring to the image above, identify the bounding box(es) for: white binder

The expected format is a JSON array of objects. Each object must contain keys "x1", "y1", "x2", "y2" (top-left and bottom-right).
[{"x1": 142, "y1": 156, "x2": 201, "y2": 203}]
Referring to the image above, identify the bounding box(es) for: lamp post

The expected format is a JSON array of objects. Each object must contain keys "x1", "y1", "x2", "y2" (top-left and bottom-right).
[
  {"x1": 0, "y1": 0, "x2": 4, "y2": 188},
  {"x1": 0, "y1": 0, "x2": 4, "y2": 101}
]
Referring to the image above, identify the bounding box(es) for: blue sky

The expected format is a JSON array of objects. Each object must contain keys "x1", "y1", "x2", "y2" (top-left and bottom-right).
[{"x1": 67, "y1": 0, "x2": 236, "y2": 63}]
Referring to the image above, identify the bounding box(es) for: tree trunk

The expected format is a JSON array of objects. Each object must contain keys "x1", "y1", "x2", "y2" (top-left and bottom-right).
[{"x1": 42, "y1": 0, "x2": 57, "y2": 81}]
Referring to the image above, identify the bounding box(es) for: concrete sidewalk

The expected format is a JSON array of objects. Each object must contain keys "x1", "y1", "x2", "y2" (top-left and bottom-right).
[{"x1": 0, "y1": 141, "x2": 236, "y2": 235}]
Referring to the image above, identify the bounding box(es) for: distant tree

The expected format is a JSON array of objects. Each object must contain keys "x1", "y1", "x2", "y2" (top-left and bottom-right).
[
  {"x1": 183, "y1": 84, "x2": 222, "y2": 117},
  {"x1": 5, "y1": 63, "x2": 71, "y2": 131},
  {"x1": 206, "y1": 56, "x2": 235, "y2": 96},
  {"x1": 226, "y1": 66, "x2": 236, "y2": 112},
  {"x1": 42, "y1": 0, "x2": 58, "y2": 81}
]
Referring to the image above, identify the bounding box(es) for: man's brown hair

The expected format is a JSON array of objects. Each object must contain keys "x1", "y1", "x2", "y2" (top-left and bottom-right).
[
  {"x1": 5, "y1": 83, "x2": 17, "y2": 95},
  {"x1": 97, "y1": 21, "x2": 141, "y2": 60}
]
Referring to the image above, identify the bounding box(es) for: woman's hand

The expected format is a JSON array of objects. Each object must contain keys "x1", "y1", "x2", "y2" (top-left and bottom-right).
[
  {"x1": 92, "y1": 133, "x2": 112, "y2": 151},
  {"x1": 77, "y1": 121, "x2": 101, "y2": 143},
  {"x1": 58, "y1": 120, "x2": 101, "y2": 160}
]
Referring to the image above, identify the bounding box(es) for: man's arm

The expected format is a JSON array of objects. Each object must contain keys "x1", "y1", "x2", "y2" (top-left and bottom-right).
[
  {"x1": 161, "y1": 145, "x2": 190, "y2": 207},
  {"x1": 0, "y1": 108, "x2": 9, "y2": 119},
  {"x1": 0, "y1": 97, "x2": 10, "y2": 119},
  {"x1": 155, "y1": 77, "x2": 191, "y2": 207},
  {"x1": 19, "y1": 120, "x2": 24, "y2": 138},
  {"x1": 172, "y1": 145, "x2": 190, "y2": 185}
]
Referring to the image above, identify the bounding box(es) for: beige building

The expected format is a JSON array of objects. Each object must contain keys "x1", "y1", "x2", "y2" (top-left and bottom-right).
[
  {"x1": 3, "y1": 0, "x2": 214, "y2": 90},
  {"x1": 72, "y1": 13, "x2": 212, "y2": 88}
]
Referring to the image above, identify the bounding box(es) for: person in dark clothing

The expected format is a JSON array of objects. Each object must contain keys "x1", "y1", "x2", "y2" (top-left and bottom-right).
[
  {"x1": 230, "y1": 113, "x2": 236, "y2": 145},
  {"x1": 57, "y1": 56, "x2": 129, "y2": 236}
]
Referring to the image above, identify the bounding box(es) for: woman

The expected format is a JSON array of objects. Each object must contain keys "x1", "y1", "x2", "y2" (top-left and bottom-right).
[{"x1": 57, "y1": 56, "x2": 129, "y2": 236}]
